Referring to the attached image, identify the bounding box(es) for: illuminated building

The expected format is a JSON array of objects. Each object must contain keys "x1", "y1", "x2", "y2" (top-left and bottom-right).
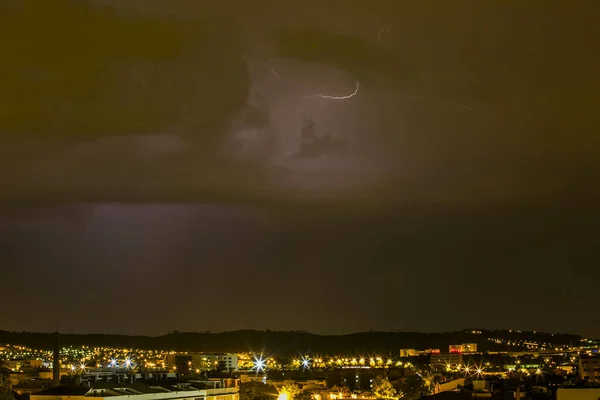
[
  {"x1": 399, "y1": 349, "x2": 439, "y2": 357},
  {"x1": 165, "y1": 353, "x2": 238, "y2": 373},
  {"x1": 449, "y1": 343, "x2": 478, "y2": 353},
  {"x1": 430, "y1": 354, "x2": 462, "y2": 371},
  {"x1": 399, "y1": 349, "x2": 419, "y2": 357},
  {"x1": 578, "y1": 355, "x2": 600, "y2": 382},
  {"x1": 31, "y1": 381, "x2": 238, "y2": 400},
  {"x1": 557, "y1": 388, "x2": 600, "y2": 400}
]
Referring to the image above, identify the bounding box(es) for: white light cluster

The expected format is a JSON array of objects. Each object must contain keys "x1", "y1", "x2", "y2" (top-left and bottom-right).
[
  {"x1": 253, "y1": 355, "x2": 266, "y2": 372},
  {"x1": 302, "y1": 357, "x2": 311, "y2": 369}
]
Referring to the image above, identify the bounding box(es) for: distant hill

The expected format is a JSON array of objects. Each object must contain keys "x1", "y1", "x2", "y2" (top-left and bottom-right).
[{"x1": 0, "y1": 329, "x2": 582, "y2": 356}]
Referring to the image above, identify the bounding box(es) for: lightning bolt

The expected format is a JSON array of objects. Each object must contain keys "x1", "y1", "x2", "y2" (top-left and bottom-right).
[
  {"x1": 377, "y1": 28, "x2": 389, "y2": 41},
  {"x1": 305, "y1": 81, "x2": 360, "y2": 100},
  {"x1": 260, "y1": 63, "x2": 279, "y2": 77}
]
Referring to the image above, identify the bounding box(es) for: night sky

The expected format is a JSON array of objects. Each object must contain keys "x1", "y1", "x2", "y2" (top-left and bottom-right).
[{"x1": 1, "y1": 1, "x2": 599, "y2": 337}]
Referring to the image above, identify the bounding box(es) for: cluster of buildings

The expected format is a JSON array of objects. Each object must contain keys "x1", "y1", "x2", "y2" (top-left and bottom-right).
[
  {"x1": 399, "y1": 344, "x2": 479, "y2": 359},
  {"x1": 30, "y1": 376, "x2": 239, "y2": 400},
  {"x1": 165, "y1": 354, "x2": 239, "y2": 373},
  {"x1": 4, "y1": 334, "x2": 600, "y2": 400},
  {"x1": 2, "y1": 337, "x2": 240, "y2": 400}
]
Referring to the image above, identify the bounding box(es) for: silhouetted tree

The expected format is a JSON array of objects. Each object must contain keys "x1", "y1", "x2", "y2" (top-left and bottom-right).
[
  {"x1": 239, "y1": 382, "x2": 278, "y2": 400},
  {"x1": 373, "y1": 376, "x2": 397, "y2": 400},
  {"x1": 0, "y1": 361, "x2": 14, "y2": 400},
  {"x1": 397, "y1": 375, "x2": 427, "y2": 400},
  {"x1": 279, "y1": 383, "x2": 302, "y2": 400},
  {"x1": 426, "y1": 375, "x2": 442, "y2": 394},
  {"x1": 217, "y1": 361, "x2": 228, "y2": 372}
]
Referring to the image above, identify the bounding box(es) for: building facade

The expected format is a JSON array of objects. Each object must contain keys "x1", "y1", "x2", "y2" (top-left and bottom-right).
[
  {"x1": 31, "y1": 382, "x2": 238, "y2": 400},
  {"x1": 557, "y1": 388, "x2": 600, "y2": 400},
  {"x1": 430, "y1": 353, "x2": 462, "y2": 371},
  {"x1": 449, "y1": 343, "x2": 478, "y2": 353},
  {"x1": 399, "y1": 349, "x2": 419, "y2": 357},
  {"x1": 579, "y1": 356, "x2": 600, "y2": 382},
  {"x1": 166, "y1": 354, "x2": 238, "y2": 373}
]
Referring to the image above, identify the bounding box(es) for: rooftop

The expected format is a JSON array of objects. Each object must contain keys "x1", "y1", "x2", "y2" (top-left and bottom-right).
[{"x1": 32, "y1": 381, "x2": 239, "y2": 398}]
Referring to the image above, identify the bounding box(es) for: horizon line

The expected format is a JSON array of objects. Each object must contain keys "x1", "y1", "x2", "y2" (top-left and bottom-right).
[{"x1": 0, "y1": 328, "x2": 586, "y2": 338}]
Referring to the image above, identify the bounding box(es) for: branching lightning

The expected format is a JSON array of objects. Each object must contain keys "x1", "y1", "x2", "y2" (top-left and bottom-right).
[{"x1": 305, "y1": 81, "x2": 360, "y2": 100}]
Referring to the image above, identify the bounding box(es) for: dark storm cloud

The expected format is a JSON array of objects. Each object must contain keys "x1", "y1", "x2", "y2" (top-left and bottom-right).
[
  {"x1": 1, "y1": 0, "x2": 600, "y2": 336},
  {"x1": 1, "y1": 202, "x2": 599, "y2": 336},
  {"x1": 1, "y1": 0, "x2": 598, "y2": 206}
]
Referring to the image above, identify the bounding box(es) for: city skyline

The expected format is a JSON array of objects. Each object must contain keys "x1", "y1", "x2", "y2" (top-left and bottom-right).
[{"x1": 0, "y1": 328, "x2": 596, "y2": 338}]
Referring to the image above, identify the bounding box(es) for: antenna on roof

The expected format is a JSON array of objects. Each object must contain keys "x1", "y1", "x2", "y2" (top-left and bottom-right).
[{"x1": 53, "y1": 327, "x2": 61, "y2": 386}]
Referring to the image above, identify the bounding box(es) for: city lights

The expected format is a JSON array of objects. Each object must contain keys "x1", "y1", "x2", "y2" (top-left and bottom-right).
[
  {"x1": 0, "y1": 328, "x2": 594, "y2": 398},
  {"x1": 302, "y1": 357, "x2": 311, "y2": 369},
  {"x1": 253, "y1": 355, "x2": 266, "y2": 372}
]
